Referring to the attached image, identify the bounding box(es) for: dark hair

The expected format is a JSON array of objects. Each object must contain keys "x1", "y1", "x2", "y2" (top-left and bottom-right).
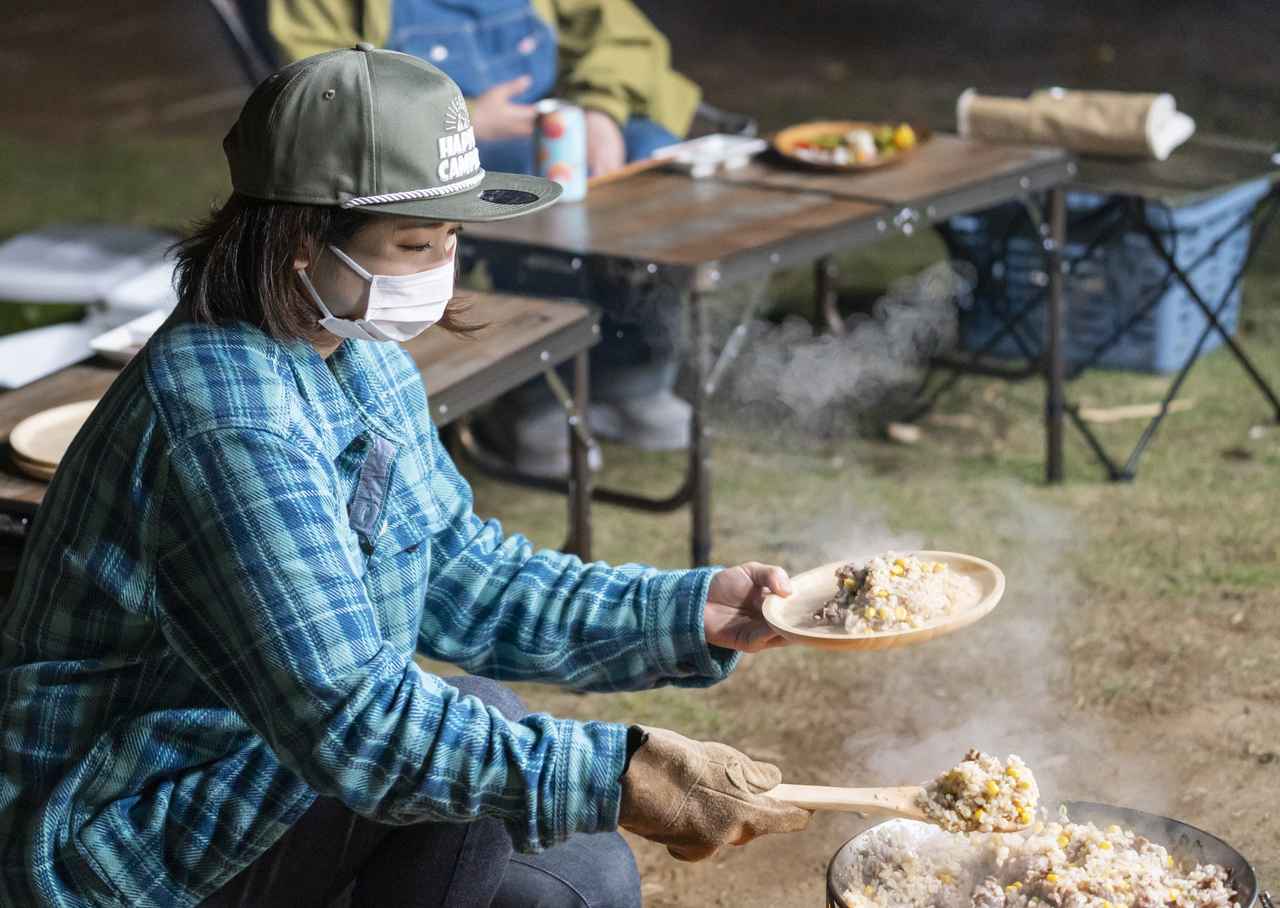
[{"x1": 173, "y1": 193, "x2": 478, "y2": 342}]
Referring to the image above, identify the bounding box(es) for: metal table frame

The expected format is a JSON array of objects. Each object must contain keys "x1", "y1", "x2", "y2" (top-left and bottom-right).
[
  {"x1": 433, "y1": 319, "x2": 601, "y2": 560},
  {"x1": 445, "y1": 351, "x2": 598, "y2": 558},
  {"x1": 462, "y1": 148, "x2": 1075, "y2": 565},
  {"x1": 1065, "y1": 188, "x2": 1280, "y2": 479},
  {"x1": 921, "y1": 177, "x2": 1280, "y2": 481},
  {"x1": 459, "y1": 208, "x2": 897, "y2": 567},
  {"x1": 839, "y1": 190, "x2": 1074, "y2": 480}
]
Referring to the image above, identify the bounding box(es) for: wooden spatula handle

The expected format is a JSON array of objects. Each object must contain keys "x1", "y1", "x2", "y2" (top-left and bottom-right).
[
  {"x1": 766, "y1": 784, "x2": 865, "y2": 811},
  {"x1": 586, "y1": 155, "x2": 671, "y2": 188},
  {"x1": 765, "y1": 784, "x2": 927, "y2": 818}
]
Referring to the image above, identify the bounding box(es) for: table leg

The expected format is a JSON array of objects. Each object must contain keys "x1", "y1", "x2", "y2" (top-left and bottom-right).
[
  {"x1": 689, "y1": 290, "x2": 712, "y2": 567},
  {"x1": 1046, "y1": 191, "x2": 1280, "y2": 482},
  {"x1": 815, "y1": 256, "x2": 845, "y2": 334},
  {"x1": 566, "y1": 350, "x2": 593, "y2": 561},
  {"x1": 1045, "y1": 188, "x2": 1067, "y2": 484}
]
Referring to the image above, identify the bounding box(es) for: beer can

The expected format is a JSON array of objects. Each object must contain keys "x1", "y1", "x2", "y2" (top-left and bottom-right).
[{"x1": 534, "y1": 99, "x2": 587, "y2": 202}]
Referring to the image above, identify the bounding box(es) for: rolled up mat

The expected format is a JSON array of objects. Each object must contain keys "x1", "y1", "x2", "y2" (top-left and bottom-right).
[{"x1": 957, "y1": 88, "x2": 1195, "y2": 160}]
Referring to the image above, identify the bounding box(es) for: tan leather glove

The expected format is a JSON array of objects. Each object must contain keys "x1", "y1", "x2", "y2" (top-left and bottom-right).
[{"x1": 618, "y1": 725, "x2": 811, "y2": 862}]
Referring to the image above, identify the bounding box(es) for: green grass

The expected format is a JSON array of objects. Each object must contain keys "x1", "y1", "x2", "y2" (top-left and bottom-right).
[
  {"x1": 0, "y1": 133, "x2": 229, "y2": 335},
  {"x1": 0, "y1": 133, "x2": 228, "y2": 235}
]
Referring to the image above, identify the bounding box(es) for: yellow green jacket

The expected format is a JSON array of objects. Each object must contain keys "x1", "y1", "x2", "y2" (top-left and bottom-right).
[{"x1": 267, "y1": 0, "x2": 701, "y2": 137}]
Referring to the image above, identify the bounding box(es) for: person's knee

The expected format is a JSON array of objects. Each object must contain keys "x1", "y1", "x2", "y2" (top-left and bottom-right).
[
  {"x1": 622, "y1": 116, "x2": 678, "y2": 163},
  {"x1": 444, "y1": 675, "x2": 527, "y2": 721},
  {"x1": 495, "y1": 832, "x2": 641, "y2": 908},
  {"x1": 354, "y1": 816, "x2": 514, "y2": 907},
  {"x1": 581, "y1": 833, "x2": 641, "y2": 908}
]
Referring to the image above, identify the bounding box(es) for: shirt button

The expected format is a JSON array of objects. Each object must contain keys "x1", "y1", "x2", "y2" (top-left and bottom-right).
[{"x1": 430, "y1": 44, "x2": 449, "y2": 62}]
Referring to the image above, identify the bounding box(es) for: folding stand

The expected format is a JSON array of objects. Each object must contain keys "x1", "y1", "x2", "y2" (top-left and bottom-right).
[
  {"x1": 1065, "y1": 189, "x2": 1280, "y2": 479},
  {"x1": 919, "y1": 137, "x2": 1280, "y2": 481}
]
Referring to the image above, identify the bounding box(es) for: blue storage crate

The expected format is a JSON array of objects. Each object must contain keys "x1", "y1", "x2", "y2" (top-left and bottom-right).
[{"x1": 943, "y1": 177, "x2": 1272, "y2": 373}]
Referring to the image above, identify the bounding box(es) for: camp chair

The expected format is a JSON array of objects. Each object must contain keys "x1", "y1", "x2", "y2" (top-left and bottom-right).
[{"x1": 205, "y1": 0, "x2": 276, "y2": 84}]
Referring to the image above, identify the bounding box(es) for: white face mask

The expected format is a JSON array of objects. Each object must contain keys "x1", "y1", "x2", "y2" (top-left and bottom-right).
[{"x1": 299, "y1": 238, "x2": 456, "y2": 343}]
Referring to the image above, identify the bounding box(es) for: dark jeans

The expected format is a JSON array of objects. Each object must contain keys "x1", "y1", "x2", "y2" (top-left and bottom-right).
[{"x1": 201, "y1": 676, "x2": 641, "y2": 908}]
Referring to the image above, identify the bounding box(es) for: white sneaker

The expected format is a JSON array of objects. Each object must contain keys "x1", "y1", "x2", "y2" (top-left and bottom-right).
[
  {"x1": 472, "y1": 404, "x2": 602, "y2": 480},
  {"x1": 587, "y1": 390, "x2": 692, "y2": 451}
]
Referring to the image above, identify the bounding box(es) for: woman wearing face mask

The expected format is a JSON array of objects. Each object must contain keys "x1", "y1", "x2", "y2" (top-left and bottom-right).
[{"x1": 0, "y1": 47, "x2": 808, "y2": 908}]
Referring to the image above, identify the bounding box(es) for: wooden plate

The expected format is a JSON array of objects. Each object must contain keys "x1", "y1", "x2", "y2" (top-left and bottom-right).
[
  {"x1": 9, "y1": 454, "x2": 57, "y2": 482},
  {"x1": 772, "y1": 120, "x2": 930, "y2": 172},
  {"x1": 8, "y1": 399, "x2": 99, "y2": 468},
  {"x1": 762, "y1": 551, "x2": 1004, "y2": 651},
  {"x1": 8, "y1": 444, "x2": 59, "y2": 481}
]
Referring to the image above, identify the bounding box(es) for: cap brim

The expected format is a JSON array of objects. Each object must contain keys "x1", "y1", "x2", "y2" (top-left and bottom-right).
[{"x1": 356, "y1": 171, "x2": 563, "y2": 223}]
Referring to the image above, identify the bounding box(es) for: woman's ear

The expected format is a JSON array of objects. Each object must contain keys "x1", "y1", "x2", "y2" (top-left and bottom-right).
[{"x1": 293, "y1": 255, "x2": 310, "y2": 272}]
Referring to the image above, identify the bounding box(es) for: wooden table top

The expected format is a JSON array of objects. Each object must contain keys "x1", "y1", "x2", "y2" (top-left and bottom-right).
[
  {"x1": 403, "y1": 292, "x2": 594, "y2": 409},
  {"x1": 0, "y1": 293, "x2": 596, "y2": 515},
  {"x1": 464, "y1": 170, "x2": 884, "y2": 282},
  {"x1": 1069, "y1": 134, "x2": 1280, "y2": 207},
  {"x1": 461, "y1": 135, "x2": 1278, "y2": 289},
  {"x1": 717, "y1": 134, "x2": 1071, "y2": 209},
  {"x1": 463, "y1": 137, "x2": 1078, "y2": 286},
  {"x1": 714, "y1": 132, "x2": 1276, "y2": 210}
]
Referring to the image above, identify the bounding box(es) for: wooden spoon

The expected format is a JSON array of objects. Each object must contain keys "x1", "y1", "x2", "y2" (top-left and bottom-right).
[{"x1": 765, "y1": 783, "x2": 1030, "y2": 832}]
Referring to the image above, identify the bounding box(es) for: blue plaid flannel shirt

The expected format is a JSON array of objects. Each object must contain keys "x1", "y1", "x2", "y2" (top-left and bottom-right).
[{"x1": 0, "y1": 319, "x2": 735, "y2": 907}]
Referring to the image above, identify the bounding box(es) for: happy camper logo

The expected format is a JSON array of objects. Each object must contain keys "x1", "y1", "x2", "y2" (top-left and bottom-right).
[
  {"x1": 445, "y1": 95, "x2": 471, "y2": 133},
  {"x1": 437, "y1": 94, "x2": 480, "y2": 184}
]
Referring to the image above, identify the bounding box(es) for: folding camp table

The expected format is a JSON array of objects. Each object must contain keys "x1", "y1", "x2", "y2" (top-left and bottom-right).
[
  {"x1": 714, "y1": 136, "x2": 1077, "y2": 481},
  {"x1": 462, "y1": 137, "x2": 1075, "y2": 565}
]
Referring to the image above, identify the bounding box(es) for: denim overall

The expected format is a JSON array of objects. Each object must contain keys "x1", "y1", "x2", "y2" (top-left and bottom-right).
[{"x1": 387, "y1": 0, "x2": 684, "y2": 403}]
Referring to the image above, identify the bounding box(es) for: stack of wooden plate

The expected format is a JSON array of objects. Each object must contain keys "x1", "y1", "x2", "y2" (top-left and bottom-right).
[{"x1": 7, "y1": 399, "x2": 99, "y2": 482}]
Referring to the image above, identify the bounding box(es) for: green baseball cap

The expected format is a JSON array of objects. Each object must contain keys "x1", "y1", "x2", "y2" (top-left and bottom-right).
[{"x1": 224, "y1": 44, "x2": 561, "y2": 222}]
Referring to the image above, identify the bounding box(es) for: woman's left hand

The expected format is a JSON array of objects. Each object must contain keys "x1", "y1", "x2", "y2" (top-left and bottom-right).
[{"x1": 703, "y1": 562, "x2": 793, "y2": 653}]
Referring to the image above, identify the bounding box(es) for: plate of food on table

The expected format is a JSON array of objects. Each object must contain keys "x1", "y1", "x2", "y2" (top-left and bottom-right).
[{"x1": 772, "y1": 120, "x2": 929, "y2": 170}]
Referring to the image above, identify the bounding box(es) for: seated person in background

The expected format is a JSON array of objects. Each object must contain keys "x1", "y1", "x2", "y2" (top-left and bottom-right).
[{"x1": 270, "y1": 0, "x2": 702, "y2": 477}]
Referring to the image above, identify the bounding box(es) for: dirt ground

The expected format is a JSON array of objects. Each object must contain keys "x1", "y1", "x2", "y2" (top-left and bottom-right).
[
  {"x1": 4, "y1": 1, "x2": 1278, "y2": 905},
  {"x1": 501, "y1": 455, "x2": 1280, "y2": 907}
]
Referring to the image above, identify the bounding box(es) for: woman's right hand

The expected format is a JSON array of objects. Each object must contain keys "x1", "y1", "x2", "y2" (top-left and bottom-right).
[
  {"x1": 618, "y1": 725, "x2": 811, "y2": 861},
  {"x1": 469, "y1": 76, "x2": 538, "y2": 142}
]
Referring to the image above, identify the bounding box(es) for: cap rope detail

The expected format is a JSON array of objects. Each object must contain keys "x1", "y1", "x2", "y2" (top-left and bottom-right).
[{"x1": 340, "y1": 169, "x2": 487, "y2": 208}]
